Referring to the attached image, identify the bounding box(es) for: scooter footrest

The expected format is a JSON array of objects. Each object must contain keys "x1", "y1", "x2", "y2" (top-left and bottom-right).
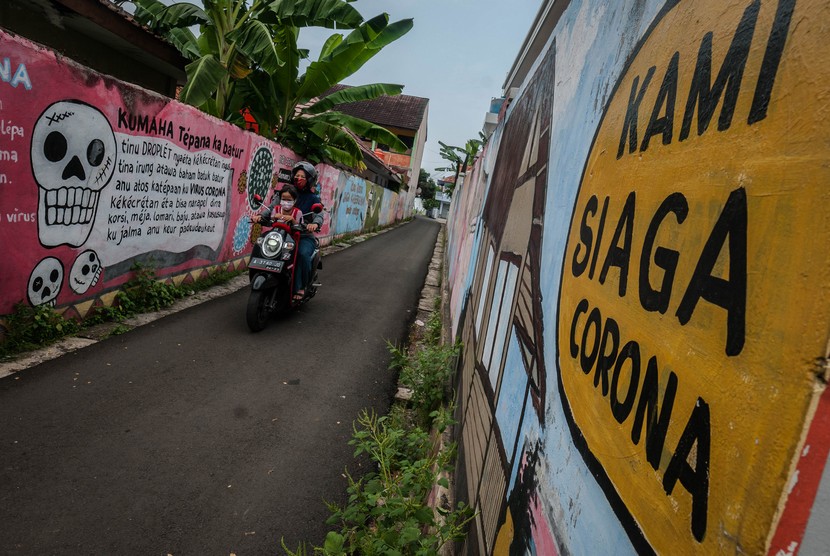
[{"x1": 311, "y1": 282, "x2": 322, "y2": 287}]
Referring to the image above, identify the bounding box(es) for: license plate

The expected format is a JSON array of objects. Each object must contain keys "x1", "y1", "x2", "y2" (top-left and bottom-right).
[{"x1": 249, "y1": 257, "x2": 284, "y2": 272}]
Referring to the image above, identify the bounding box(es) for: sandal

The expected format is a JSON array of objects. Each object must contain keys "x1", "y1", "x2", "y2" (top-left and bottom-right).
[{"x1": 293, "y1": 290, "x2": 305, "y2": 301}]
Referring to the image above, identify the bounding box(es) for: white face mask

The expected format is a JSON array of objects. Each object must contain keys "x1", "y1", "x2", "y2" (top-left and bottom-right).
[{"x1": 280, "y1": 199, "x2": 295, "y2": 210}]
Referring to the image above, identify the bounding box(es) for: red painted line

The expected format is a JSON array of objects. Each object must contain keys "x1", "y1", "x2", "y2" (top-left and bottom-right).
[{"x1": 768, "y1": 383, "x2": 830, "y2": 554}]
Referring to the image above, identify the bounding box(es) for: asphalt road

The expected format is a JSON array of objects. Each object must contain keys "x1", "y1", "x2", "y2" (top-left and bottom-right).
[{"x1": 0, "y1": 216, "x2": 441, "y2": 555}]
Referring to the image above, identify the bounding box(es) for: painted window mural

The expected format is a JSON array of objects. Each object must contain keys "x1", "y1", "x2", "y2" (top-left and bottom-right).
[
  {"x1": 446, "y1": 0, "x2": 830, "y2": 554},
  {"x1": 0, "y1": 30, "x2": 407, "y2": 322}
]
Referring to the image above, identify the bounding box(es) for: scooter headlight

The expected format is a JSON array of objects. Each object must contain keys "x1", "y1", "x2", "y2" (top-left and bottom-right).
[{"x1": 261, "y1": 231, "x2": 284, "y2": 258}]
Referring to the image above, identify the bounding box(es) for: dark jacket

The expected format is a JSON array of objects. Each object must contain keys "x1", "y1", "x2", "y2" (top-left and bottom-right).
[{"x1": 295, "y1": 189, "x2": 324, "y2": 233}]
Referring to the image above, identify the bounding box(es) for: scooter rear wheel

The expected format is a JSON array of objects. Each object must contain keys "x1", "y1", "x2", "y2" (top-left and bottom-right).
[{"x1": 246, "y1": 289, "x2": 270, "y2": 332}]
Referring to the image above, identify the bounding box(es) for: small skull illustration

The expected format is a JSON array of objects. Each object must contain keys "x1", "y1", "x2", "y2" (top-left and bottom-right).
[
  {"x1": 31, "y1": 100, "x2": 117, "y2": 247},
  {"x1": 28, "y1": 257, "x2": 64, "y2": 306},
  {"x1": 69, "y1": 249, "x2": 102, "y2": 295}
]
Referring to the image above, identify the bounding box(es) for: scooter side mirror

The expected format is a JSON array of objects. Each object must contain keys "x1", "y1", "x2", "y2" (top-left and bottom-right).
[
  {"x1": 311, "y1": 203, "x2": 324, "y2": 213},
  {"x1": 252, "y1": 194, "x2": 264, "y2": 208}
]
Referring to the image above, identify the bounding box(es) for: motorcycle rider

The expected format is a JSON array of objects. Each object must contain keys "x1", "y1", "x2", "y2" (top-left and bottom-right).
[{"x1": 253, "y1": 161, "x2": 323, "y2": 300}]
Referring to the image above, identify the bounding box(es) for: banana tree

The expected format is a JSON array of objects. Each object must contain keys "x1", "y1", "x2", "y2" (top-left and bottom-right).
[
  {"x1": 128, "y1": 0, "x2": 412, "y2": 168},
  {"x1": 435, "y1": 135, "x2": 484, "y2": 195},
  {"x1": 239, "y1": 13, "x2": 413, "y2": 167},
  {"x1": 129, "y1": 0, "x2": 364, "y2": 119}
]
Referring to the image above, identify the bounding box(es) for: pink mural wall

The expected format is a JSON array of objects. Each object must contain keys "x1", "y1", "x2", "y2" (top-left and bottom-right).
[{"x1": 0, "y1": 30, "x2": 405, "y2": 322}]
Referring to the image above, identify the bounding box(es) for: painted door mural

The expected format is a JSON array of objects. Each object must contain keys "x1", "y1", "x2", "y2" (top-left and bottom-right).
[
  {"x1": 447, "y1": 0, "x2": 830, "y2": 554},
  {"x1": 456, "y1": 37, "x2": 555, "y2": 554}
]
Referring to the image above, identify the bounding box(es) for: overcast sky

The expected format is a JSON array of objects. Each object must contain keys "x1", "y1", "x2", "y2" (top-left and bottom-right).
[{"x1": 299, "y1": 0, "x2": 542, "y2": 177}]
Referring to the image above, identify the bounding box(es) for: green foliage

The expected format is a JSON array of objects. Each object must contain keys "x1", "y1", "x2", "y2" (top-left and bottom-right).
[
  {"x1": 320, "y1": 410, "x2": 472, "y2": 555},
  {"x1": 387, "y1": 312, "x2": 455, "y2": 426},
  {"x1": 422, "y1": 198, "x2": 439, "y2": 211},
  {"x1": 124, "y1": 263, "x2": 181, "y2": 312},
  {"x1": 129, "y1": 0, "x2": 412, "y2": 169},
  {"x1": 417, "y1": 169, "x2": 436, "y2": 202},
  {"x1": 397, "y1": 341, "x2": 460, "y2": 425},
  {"x1": 0, "y1": 303, "x2": 80, "y2": 358},
  {"x1": 434, "y1": 135, "x2": 485, "y2": 196},
  {"x1": 1, "y1": 263, "x2": 244, "y2": 358},
  {"x1": 244, "y1": 13, "x2": 412, "y2": 168},
  {"x1": 424, "y1": 311, "x2": 442, "y2": 345}
]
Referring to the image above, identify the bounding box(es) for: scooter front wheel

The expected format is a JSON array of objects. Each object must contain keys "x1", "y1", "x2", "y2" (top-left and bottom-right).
[{"x1": 246, "y1": 289, "x2": 270, "y2": 332}]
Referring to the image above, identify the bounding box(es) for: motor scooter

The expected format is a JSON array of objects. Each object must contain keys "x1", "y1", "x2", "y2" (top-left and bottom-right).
[{"x1": 246, "y1": 196, "x2": 323, "y2": 332}]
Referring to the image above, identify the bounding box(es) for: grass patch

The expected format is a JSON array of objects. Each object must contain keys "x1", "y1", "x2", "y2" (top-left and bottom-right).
[
  {"x1": 0, "y1": 262, "x2": 244, "y2": 360},
  {"x1": 0, "y1": 302, "x2": 80, "y2": 357}
]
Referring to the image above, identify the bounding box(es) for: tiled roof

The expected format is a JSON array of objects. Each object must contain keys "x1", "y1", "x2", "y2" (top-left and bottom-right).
[
  {"x1": 343, "y1": 128, "x2": 401, "y2": 181},
  {"x1": 326, "y1": 84, "x2": 429, "y2": 132},
  {"x1": 95, "y1": 0, "x2": 186, "y2": 57}
]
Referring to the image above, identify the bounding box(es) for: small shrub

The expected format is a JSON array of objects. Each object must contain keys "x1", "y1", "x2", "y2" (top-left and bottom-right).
[
  {"x1": 1, "y1": 263, "x2": 245, "y2": 357},
  {"x1": 0, "y1": 302, "x2": 79, "y2": 357},
  {"x1": 425, "y1": 312, "x2": 442, "y2": 345},
  {"x1": 320, "y1": 410, "x2": 473, "y2": 555},
  {"x1": 396, "y1": 341, "x2": 460, "y2": 426},
  {"x1": 120, "y1": 263, "x2": 182, "y2": 313}
]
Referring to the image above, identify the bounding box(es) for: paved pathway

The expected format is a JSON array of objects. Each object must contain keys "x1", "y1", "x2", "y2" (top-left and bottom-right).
[{"x1": 0, "y1": 216, "x2": 441, "y2": 555}]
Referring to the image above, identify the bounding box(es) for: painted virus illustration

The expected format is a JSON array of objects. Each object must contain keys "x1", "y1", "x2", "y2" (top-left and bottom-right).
[
  {"x1": 246, "y1": 145, "x2": 273, "y2": 209},
  {"x1": 232, "y1": 215, "x2": 252, "y2": 255}
]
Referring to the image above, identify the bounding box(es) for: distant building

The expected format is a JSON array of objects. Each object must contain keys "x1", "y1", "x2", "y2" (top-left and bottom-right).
[
  {"x1": 325, "y1": 85, "x2": 428, "y2": 213},
  {"x1": 433, "y1": 176, "x2": 454, "y2": 219}
]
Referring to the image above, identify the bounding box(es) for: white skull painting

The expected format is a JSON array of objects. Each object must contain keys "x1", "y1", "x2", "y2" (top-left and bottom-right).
[
  {"x1": 31, "y1": 100, "x2": 117, "y2": 247},
  {"x1": 28, "y1": 257, "x2": 63, "y2": 307},
  {"x1": 69, "y1": 249, "x2": 102, "y2": 295}
]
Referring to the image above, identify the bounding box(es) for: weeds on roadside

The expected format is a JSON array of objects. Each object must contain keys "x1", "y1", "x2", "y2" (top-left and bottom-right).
[
  {"x1": 0, "y1": 262, "x2": 244, "y2": 359},
  {"x1": 283, "y1": 302, "x2": 472, "y2": 555},
  {"x1": 325, "y1": 409, "x2": 472, "y2": 555},
  {"x1": 389, "y1": 337, "x2": 460, "y2": 426},
  {"x1": 283, "y1": 408, "x2": 473, "y2": 556},
  {"x1": 425, "y1": 311, "x2": 442, "y2": 345},
  {"x1": 0, "y1": 302, "x2": 80, "y2": 357}
]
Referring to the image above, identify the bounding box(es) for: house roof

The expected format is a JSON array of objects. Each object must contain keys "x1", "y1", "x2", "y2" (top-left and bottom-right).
[
  {"x1": 326, "y1": 84, "x2": 429, "y2": 132},
  {"x1": 3, "y1": 0, "x2": 187, "y2": 91},
  {"x1": 345, "y1": 128, "x2": 401, "y2": 183}
]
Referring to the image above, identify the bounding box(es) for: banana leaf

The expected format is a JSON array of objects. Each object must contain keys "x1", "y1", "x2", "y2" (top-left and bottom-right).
[
  {"x1": 152, "y1": 2, "x2": 209, "y2": 30},
  {"x1": 262, "y1": 0, "x2": 363, "y2": 29},
  {"x1": 304, "y1": 83, "x2": 404, "y2": 114},
  {"x1": 298, "y1": 15, "x2": 412, "y2": 101},
  {"x1": 179, "y1": 55, "x2": 228, "y2": 108},
  {"x1": 309, "y1": 112, "x2": 408, "y2": 153},
  {"x1": 226, "y1": 21, "x2": 282, "y2": 74}
]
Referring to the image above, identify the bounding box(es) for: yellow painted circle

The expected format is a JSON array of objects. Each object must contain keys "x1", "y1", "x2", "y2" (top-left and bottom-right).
[{"x1": 556, "y1": 0, "x2": 830, "y2": 553}]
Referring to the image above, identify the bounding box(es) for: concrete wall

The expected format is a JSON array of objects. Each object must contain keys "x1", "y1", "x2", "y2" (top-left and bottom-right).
[
  {"x1": 444, "y1": 0, "x2": 830, "y2": 554},
  {"x1": 0, "y1": 29, "x2": 406, "y2": 321}
]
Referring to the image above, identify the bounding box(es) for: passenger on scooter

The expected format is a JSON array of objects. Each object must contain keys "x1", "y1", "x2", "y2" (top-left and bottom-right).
[{"x1": 269, "y1": 185, "x2": 302, "y2": 225}]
